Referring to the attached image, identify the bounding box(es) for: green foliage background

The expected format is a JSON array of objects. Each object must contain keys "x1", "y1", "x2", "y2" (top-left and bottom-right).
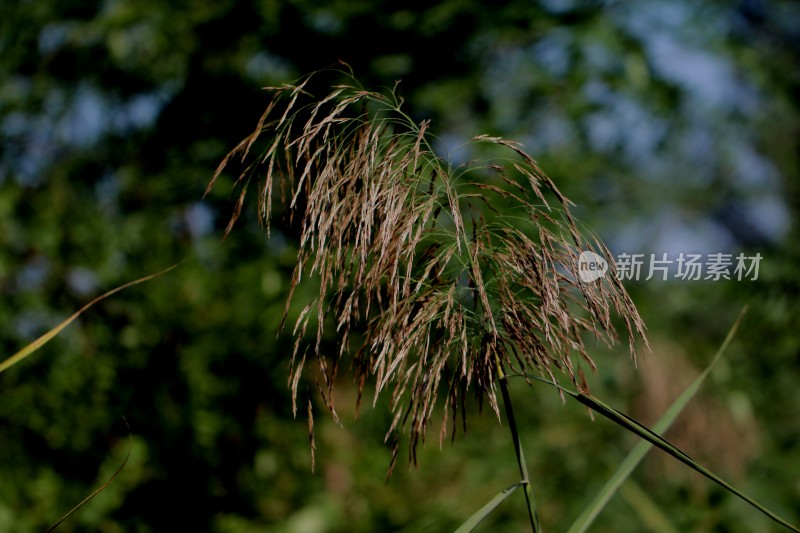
[{"x1": 1, "y1": 1, "x2": 798, "y2": 531}]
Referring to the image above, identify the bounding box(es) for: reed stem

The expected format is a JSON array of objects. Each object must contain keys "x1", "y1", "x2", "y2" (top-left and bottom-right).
[{"x1": 497, "y1": 362, "x2": 541, "y2": 532}]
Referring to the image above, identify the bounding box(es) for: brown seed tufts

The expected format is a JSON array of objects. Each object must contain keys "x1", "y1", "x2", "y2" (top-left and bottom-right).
[{"x1": 211, "y1": 73, "x2": 647, "y2": 469}]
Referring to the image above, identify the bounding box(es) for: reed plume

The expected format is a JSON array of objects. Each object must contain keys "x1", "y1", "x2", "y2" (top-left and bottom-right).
[{"x1": 208, "y1": 70, "x2": 647, "y2": 470}]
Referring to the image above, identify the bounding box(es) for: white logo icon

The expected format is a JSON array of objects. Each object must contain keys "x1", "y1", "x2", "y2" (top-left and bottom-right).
[{"x1": 578, "y1": 251, "x2": 608, "y2": 283}]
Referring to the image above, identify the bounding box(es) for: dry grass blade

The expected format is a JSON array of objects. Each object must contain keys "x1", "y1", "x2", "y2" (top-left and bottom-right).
[
  {"x1": 211, "y1": 70, "x2": 647, "y2": 465},
  {"x1": 46, "y1": 419, "x2": 133, "y2": 532},
  {"x1": 0, "y1": 264, "x2": 180, "y2": 374}
]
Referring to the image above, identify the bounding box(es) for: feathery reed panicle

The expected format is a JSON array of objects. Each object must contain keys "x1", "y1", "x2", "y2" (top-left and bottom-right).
[{"x1": 210, "y1": 71, "x2": 647, "y2": 468}]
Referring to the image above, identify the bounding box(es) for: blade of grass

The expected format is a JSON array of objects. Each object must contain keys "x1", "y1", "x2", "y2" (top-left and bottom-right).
[
  {"x1": 0, "y1": 264, "x2": 179, "y2": 374},
  {"x1": 45, "y1": 418, "x2": 133, "y2": 532},
  {"x1": 570, "y1": 391, "x2": 800, "y2": 531},
  {"x1": 453, "y1": 483, "x2": 523, "y2": 533},
  {"x1": 528, "y1": 309, "x2": 800, "y2": 531},
  {"x1": 618, "y1": 479, "x2": 680, "y2": 533},
  {"x1": 565, "y1": 306, "x2": 746, "y2": 533}
]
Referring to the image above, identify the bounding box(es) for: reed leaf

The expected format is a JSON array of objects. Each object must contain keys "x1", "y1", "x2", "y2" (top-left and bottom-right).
[
  {"x1": 453, "y1": 482, "x2": 523, "y2": 533},
  {"x1": 566, "y1": 306, "x2": 747, "y2": 533},
  {"x1": 527, "y1": 308, "x2": 799, "y2": 533},
  {"x1": 45, "y1": 421, "x2": 133, "y2": 532},
  {"x1": 1, "y1": 268, "x2": 174, "y2": 530},
  {"x1": 0, "y1": 264, "x2": 178, "y2": 374},
  {"x1": 572, "y1": 392, "x2": 800, "y2": 532}
]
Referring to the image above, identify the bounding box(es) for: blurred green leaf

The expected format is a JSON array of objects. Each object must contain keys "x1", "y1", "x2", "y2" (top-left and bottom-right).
[{"x1": 453, "y1": 483, "x2": 522, "y2": 533}]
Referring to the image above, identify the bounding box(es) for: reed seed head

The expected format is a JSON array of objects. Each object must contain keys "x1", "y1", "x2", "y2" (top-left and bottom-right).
[{"x1": 210, "y1": 70, "x2": 647, "y2": 469}]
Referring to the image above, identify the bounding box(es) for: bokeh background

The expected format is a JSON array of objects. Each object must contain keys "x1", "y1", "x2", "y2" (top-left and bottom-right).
[{"x1": 1, "y1": 0, "x2": 798, "y2": 531}]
